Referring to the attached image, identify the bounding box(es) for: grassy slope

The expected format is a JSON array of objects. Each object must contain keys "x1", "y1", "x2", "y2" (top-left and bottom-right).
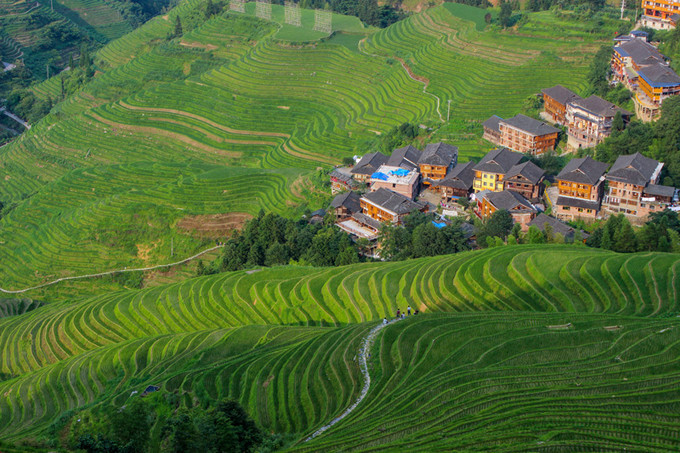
[
  {"x1": 0, "y1": 246, "x2": 678, "y2": 449},
  {"x1": 0, "y1": 4, "x2": 611, "y2": 298}
]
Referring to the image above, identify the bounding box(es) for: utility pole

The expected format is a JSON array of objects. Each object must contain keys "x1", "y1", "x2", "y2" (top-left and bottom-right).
[
  {"x1": 171, "y1": 238, "x2": 174, "y2": 257},
  {"x1": 620, "y1": 0, "x2": 625, "y2": 20},
  {"x1": 447, "y1": 100, "x2": 451, "y2": 122}
]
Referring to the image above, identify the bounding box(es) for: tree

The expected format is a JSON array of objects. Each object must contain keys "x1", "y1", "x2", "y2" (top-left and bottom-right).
[
  {"x1": 174, "y1": 16, "x2": 183, "y2": 38},
  {"x1": 499, "y1": 0, "x2": 512, "y2": 27},
  {"x1": 611, "y1": 111, "x2": 625, "y2": 136},
  {"x1": 161, "y1": 412, "x2": 199, "y2": 453},
  {"x1": 214, "y1": 400, "x2": 262, "y2": 452},
  {"x1": 109, "y1": 398, "x2": 152, "y2": 453},
  {"x1": 526, "y1": 225, "x2": 546, "y2": 244},
  {"x1": 613, "y1": 217, "x2": 636, "y2": 252},
  {"x1": 336, "y1": 246, "x2": 360, "y2": 266},
  {"x1": 265, "y1": 242, "x2": 289, "y2": 267},
  {"x1": 485, "y1": 210, "x2": 514, "y2": 240},
  {"x1": 587, "y1": 45, "x2": 613, "y2": 97}
]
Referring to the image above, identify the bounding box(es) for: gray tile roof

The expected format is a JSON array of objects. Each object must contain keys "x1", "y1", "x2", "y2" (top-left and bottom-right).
[
  {"x1": 570, "y1": 95, "x2": 631, "y2": 118},
  {"x1": 482, "y1": 115, "x2": 502, "y2": 132},
  {"x1": 387, "y1": 145, "x2": 420, "y2": 171},
  {"x1": 351, "y1": 152, "x2": 388, "y2": 175},
  {"x1": 542, "y1": 85, "x2": 583, "y2": 106},
  {"x1": 528, "y1": 213, "x2": 574, "y2": 237},
  {"x1": 606, "y1": 152, "x2": 661, "y2": 186},
  {"x1": 556, "y1": 196, "x2": 600, "y2": 210},
  {"x1": 643, "y1": 184, "x2": 675, "y2": 198},
  {"x1": 362, "y1": 188, "x2": 424, "y2": 215},
  {"x1": 330, "y1": 168, "x2": 355, "y2": 184},
  {"x1": 419, "y1": 142, "x2": 458, "y2": 167},
  {"x1": 556, "y1": 156, "x2": 609, "y2": 185},
  {"x1": 474, "y1": 148, "x2": 524, "y2": 174},
  {"x1": 505, "y1": 161, "x2": 546, "y2": 185},
  {"x1": 615, "y1": 39, "x2": 665, "y2": 65},
  {"x1": 435, "y1": 161, "x2": 475, "y2": 190},
  {"x1": 330, "y1": 191, "x2": 361, "y2": 212},
  {"x1": 637, "y1": 63, "x2": 680, "y2": 87},
  {"x1": 486, "y1": 190, "x2": 536, "y2": 212},
  {"x1": 501, "y1": 114, "x2": 560, "y2": 136},
  {"x1": 352, "y1": 212, "x2": 383, "y2": 230}
]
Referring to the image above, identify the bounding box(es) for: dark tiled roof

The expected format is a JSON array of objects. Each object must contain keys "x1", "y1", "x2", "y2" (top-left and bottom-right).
[
  {"x1": 615, "y1": 39, "x2": 665, "y2": 65},
  {"x1": 606, "y1": 152, "x2": 661, "y2": 186},
  {"x1": 310, "y1": 209, "x2": 326, "y2": 218},
  {"x1": 435, "y1": 161, "x2": 476, "y2": 190},
  {"x1": 351, "y1": 152, "x2": 388, "y2": 175},
  {"x1": 474, "y1": 148, "x2": 524, "y2": 174},
  {"x1": 387, "y1": 145, "x2": 420, "y2": 171},
  {"x1": 482, "y1": 115, "x2": 502, "y2": 132},
  {"x1": 330, "y1": 168, "x2": 355, "y2": 184},
  {"x1": 330, "y1": 191, "x2": 361, "y2": 212},
  {"x1": 643, "y1": 184, "x2": 675, "y2": 197},
  {"x1": 528, "y1": 213, "x2": 574, "y2": 237},
  {"x1": 556, "y1": 196, "x2": 600, "y2": 210},
  {"x1": 570, "y1": 95, "x2": 631, "y2": 118},
  {"x1": 505, "y1": 161, "x2": 546, "y2": 185},
  {"x1": 637, "y1": 63, "x2": 680, "y2": 87},
  {"x1": 542, "y1": 85, "x2": 583, "y2": 106},
  {"x1": 486, "y1": 190, "x2": 536, "y2": 212},
  {"x1": 352, "y1": 212, "x2": 383, "y2": 230},
  {"x1": 672, "y1": 13, "x2": 680, "y2": 22},
  {"x1": 501, "y1": 114, "x2": 559, "y2": 136},
  {"x1": 556, "y1": 156, "x2": 609, "y2": 185},
  {"x1": 362, "y1": 188, "x2": 424, "y2": 215},
  {"x1": 419, "y1": 142, "x2": 458, "y2": 167}
]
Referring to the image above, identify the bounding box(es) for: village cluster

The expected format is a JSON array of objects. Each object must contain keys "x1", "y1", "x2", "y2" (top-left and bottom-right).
[{"x1": 327, "y1": 31, "x2": 679, "y2": 246}]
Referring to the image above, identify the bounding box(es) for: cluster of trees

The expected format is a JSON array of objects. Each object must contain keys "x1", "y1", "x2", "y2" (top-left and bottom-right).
[
  {"x1": 69, "y1": 397, "x2": 268, "y2": 453},
  {"x1": 585, "y1": 211, "x2": 680, "y2": 253},
  {"x1": 379, "y1": 212, "x2": 471, "y2": 260},
  {"x1": 293, "y1": 0, "x2": 405, "y2": 28}
]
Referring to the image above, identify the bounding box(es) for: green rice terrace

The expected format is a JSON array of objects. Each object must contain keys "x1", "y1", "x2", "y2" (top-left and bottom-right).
[
  {"x1": 0, "y1": 1, "x2": 618, "y2": 298},
  {"x1": 0, "y1": 245, "x2": 679, "y2": 450}
]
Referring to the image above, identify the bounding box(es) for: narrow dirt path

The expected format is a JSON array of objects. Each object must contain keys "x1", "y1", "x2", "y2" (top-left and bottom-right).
[
  {"x1": 0, "y1": 245, "x2": 223, "y2": 294},
  {"x1": 305, "y1": 317, "x2": 402, "y2": 442}
]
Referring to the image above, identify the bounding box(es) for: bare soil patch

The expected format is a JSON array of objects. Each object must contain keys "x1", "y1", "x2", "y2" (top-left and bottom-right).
[{"x1": 177, "y1": 212, "x2": 253, "y2": 238}]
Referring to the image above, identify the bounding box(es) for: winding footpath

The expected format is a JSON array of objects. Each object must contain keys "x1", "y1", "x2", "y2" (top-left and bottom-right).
[
  {"x1": 0, "y1": 245, "x2": 223, "y2": 294},
  {"x1": 305, "y1": 317, "x2": 403, "y2": 442}
]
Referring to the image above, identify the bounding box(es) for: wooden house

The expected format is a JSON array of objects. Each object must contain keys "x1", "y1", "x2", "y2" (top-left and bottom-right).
[
  {"x1": 640, "y1": 0, "x2": 680, "y2": 29},
  {"x1": 387, "y1": 145, "x2": 420, "y2": 171},
  {"x1": 360, "y1": 188, "x2": 426, "y2": 225},
  {"x1": 503, "y1": 161, "x2": 545, "y2": 202},
  {"x1": 541, "y1": 85, "x2": 582, "y2": 125},
  {"x1": 602, "y1": 152, "x2": 675, "y2": 222},
  {"x1": 635, "y1": 63, "x2": 680, "y2": 121},
  {"x1": 433, "y1": 161, "x2": 476, "y2": 201},
  {"x1": 350, "y1": 152, "x2": 387, "y2": 184},
  {"x1": 329, "y1": 167, "x2": 357, "y2": 194},
  {"x1": 566, "y1": 96, "x2": 631, "y2": 150},
  {"x1": 476, "y1": 190, "x2": 537, "y2": 231},
  {"x1": 473, "y1": 148, "x2": 524, "y2": 193},
  {"x1": 330, "y1": 191, "x2": 361, "y2": 221},
  {"x1": 418, "y1": 142, "x2": 458, "y2": 184},
  {"x1": 555, "y1": 156, "x2": 609, "y2": 221},
  {"x1": 369, "y1": 165, "x2": 420, "y2": 200},
  {"x1": 483, "y1": 114, "x2": 559, "y2": 155}
]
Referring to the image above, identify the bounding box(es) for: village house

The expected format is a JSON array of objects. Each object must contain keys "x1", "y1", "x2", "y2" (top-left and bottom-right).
[
  {"x1": 330, "y1": 191, "x2": 361, "y2": 221},
  {"x1": 433, "y1": 161, "x2": 476, "y2": 201},
  {"x1": 350, "y1": 152, "x2": 388, "y2": 184},
  {"x1": 602, "y1": 152, "x2": 675, "y2": 222},
  {"x1": 482, "y1": 114, "x2": 559, "y2": 155},
  {"x1": 418, "y1": 142, "x2": 458, "y2": 184},
  {"x1": 565, "y1": 96, "x2": 631, "y2": 150},
  {"x1": 554, "y1": 156, "x2": 609, "y2": 221},
  {"x1": 386, "y1": 144, "x2": 420, "y2": 171},
  {"x1": 360, "y1": 188, "x2": 427, "y2": 225},
  {"x1": 329, "y1": 167, "x2": 357, "y2": 194},
  {"x1": 503, "y1": 161, "x2": 545, "y2": 202},
  {"x1": 369, "y1": 165, "x2": 420, "y2": 199},
  {"x1": 541, "y1": 85, "x2": 583, "y2": 125},
  {"x1": 475, "y1": 189, "x2": 537, "y2": 231},
  {"x1": 473, "y1": 148, "x2": 524, "y2": 193},
  {"x1": 639, "y1": 0, "x2": 680, "y2": 29},
  {"x1": 612, "y1": 38, "x2": 666, "y2": 90},
  {"x1": 528, "y1": 213, "x2": 588, "y2": 242}
]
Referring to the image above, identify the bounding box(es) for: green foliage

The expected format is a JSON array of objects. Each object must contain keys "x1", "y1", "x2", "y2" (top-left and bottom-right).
[
  {"x1": 586, "y1": 45, "x2": 612, "y2": 97},
  {"x1": 477, "y1": 209, "x2": 513, "y2": 246}
]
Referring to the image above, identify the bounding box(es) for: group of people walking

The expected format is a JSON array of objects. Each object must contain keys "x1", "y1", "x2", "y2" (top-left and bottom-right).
[{"x1": 383, "y1": 305, "x2": 419, "y2": 324}]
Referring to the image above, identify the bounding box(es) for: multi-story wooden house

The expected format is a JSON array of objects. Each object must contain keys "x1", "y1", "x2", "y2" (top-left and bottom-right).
[
  {"x1": 330, "y1": 191, "x2": 361, "y2": 221},
  {"x1": 555, "y1": 156, "x2": 609, "y2": 221},
  {"x1": 473, "y1": 148, "x2": 524, "y2": 193},
  {"x1": 503, "y1": 161, "x2": 546, "y2": 202},
  {"x1": 476, "y1": 189, "x2": 537, "y2": 231},
  {"x1": 635, "y1": 63, "x2": 680, "y2": 121},
  {"x1": 612, "y1": 38, "x2": 665, "y2": 90},
  {"x1": 483, "y1": 114, "x2": 559, "y2": 155},
  {"x1": 640, "y1": 0, "x2": 680, "y2": 29},
  {"x1": 386, "y1": 145, "x2": 420, "y2": 171},
  {"x1": 369, "y1": 165, "x2": 420, "y2": 200},
  {"x1": 433, "y1": 161, "x2": 476, "y2": 201},
  {"x1": 350, "y1": 152, "x2": 387, "y2": 184},
  {"x1": 360, "y1": 188, "x2": 426, "y2": 225},
  {"x1": 566, "y1": 96, "x2": 631, "y2": 150},
  {"x1": 602, "y1": 152, "x2": 675, "y2": 222},
  {"x1": 541, "y1": 85, "x2": 583, "y2": 125},
  {"x1": 329, "y1": 167, "x2": 357, "y2": 194},
  {"x1": 418, "y1": 142, "x2": 458, "y2": 184}
]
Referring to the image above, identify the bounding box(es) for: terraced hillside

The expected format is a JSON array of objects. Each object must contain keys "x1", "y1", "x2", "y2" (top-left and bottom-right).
[
  {"x1": 0, "y1": 246, "x2": 678, "y2": 450},
  {"x1": 0, "y1": 4, "x2": 615, "y2": 296}
]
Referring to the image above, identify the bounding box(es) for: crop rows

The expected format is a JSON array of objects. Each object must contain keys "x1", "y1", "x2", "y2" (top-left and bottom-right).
[{"x1": 1, "y1": 246, "x2": 677, "y2": 378}]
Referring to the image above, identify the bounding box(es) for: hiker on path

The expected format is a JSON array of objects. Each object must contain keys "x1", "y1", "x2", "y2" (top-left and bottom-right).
[
  {"x1": 396, "y1": 309, "x2": 401, "y2": 318},
  {"x1": 383, "y1": 317, "x2": 387, "y2": 325},
  {"x1": 414, "y1": 309, "x2": 419, "y2": 315},
  {"x1": 407, "y1": 305, "x2": 411, "y2": 316}
]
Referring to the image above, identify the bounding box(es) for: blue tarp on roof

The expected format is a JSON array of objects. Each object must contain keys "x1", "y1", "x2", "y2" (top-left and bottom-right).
[
  {"x1": 371, "y1": 172, "x2": 389, "y2": 181},
  {"x1": 390, "y1": 168, "x2": 409, "y2": 177},
  {"x1": 432, "y1": 221, "x2": 446, "y2": 229}
]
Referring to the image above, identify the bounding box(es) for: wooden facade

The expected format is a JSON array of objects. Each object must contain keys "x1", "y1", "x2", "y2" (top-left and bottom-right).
[
  {"x1": 420, "y1": 164, "x2": 448, "y2": 182},
  {"x1": 498, "y1": 123, "x2": 558, "y2": 155},
  {"x1": 504, "y1": 179, "x2": 542, "y2": 202}
]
